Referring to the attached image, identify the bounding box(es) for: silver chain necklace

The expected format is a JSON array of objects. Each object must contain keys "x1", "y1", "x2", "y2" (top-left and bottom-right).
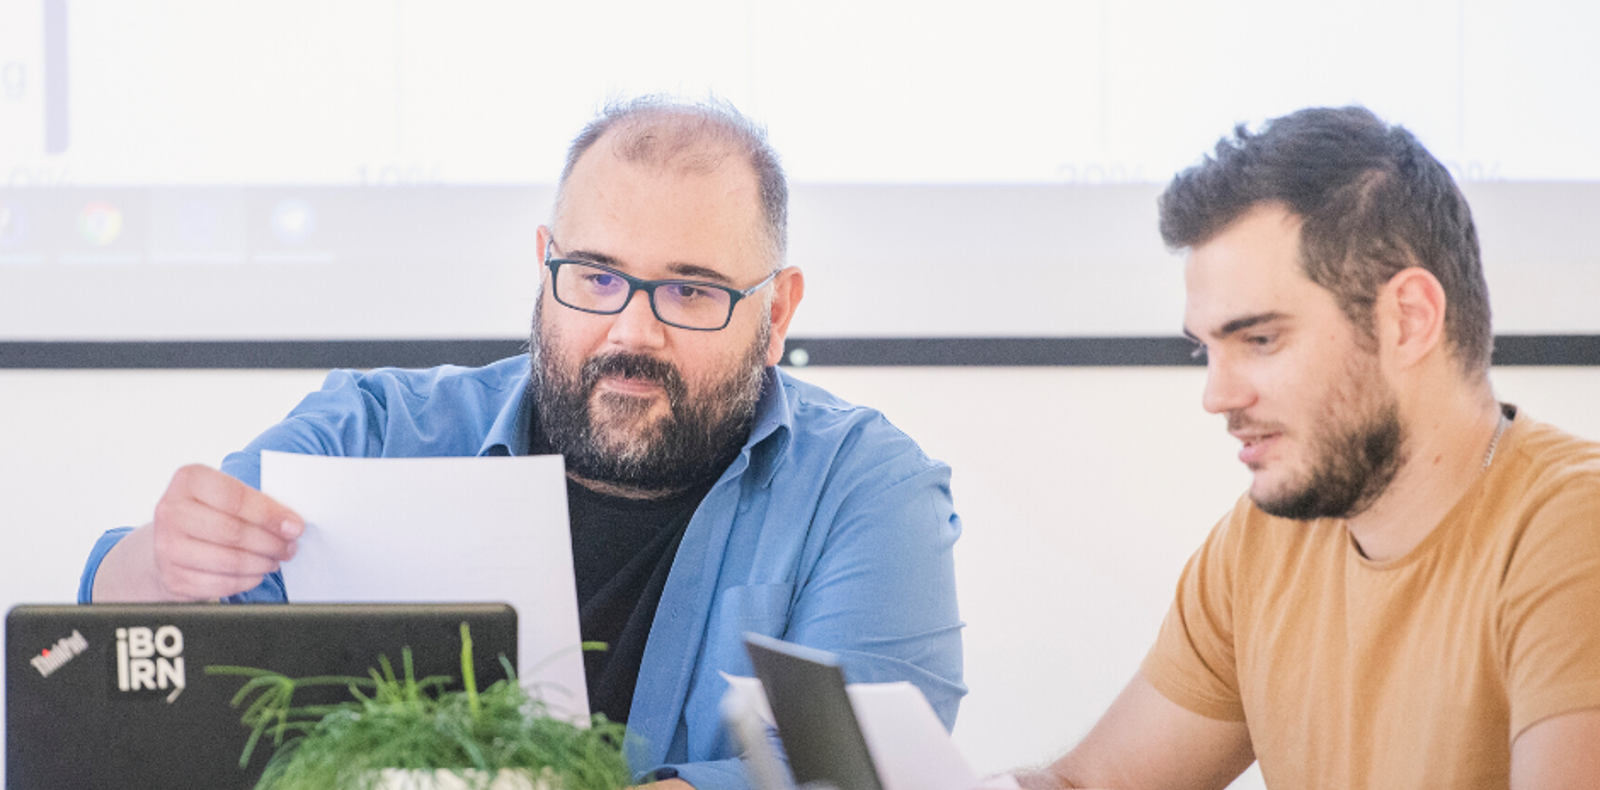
[{"x1": 1483, "y1": 412, "x2": 1511, "y2": 470}]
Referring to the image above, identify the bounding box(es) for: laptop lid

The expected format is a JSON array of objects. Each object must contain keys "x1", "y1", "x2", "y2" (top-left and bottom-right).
[
  {"x1": 744, "y1": 633, "x2": 884, "y2": 790},
  {"x1": 7, "y1": 602, "x2": 516, "y2": 790}
]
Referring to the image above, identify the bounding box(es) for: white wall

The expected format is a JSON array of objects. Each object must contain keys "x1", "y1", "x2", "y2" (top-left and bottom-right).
[{"x1": 4, "y1": 364, "x2": 1599, "y2": 787}]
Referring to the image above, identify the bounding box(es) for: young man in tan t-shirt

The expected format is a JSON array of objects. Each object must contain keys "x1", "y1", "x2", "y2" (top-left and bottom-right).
[{"x1": 1014, "y1": 107, "x2": 1600, "y2": 789}]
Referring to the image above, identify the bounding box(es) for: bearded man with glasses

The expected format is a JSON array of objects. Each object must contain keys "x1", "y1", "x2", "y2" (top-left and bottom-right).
[{"x1": 81, "y1": 98, "x2": 966, "y2": 790}]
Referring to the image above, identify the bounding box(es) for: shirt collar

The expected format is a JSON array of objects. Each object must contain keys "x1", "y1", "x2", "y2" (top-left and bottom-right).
[
  {"x1": 741, "y1": 366, "x2": 794, "y2": 489},
  {"x1": 477, "y1": 367, "x2": 534, "y2": 458}
]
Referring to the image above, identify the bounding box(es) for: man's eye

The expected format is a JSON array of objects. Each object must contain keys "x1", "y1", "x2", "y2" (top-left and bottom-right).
[
  {"x1": 583, "y1": 272, "x2": 621, "y2": 289},
  {"x1": 670, "y1": 284, "x2": 709, "y2": 301},
  {"x1": 1245, "y1": 334, "x2": 1277, "y2": 350}
]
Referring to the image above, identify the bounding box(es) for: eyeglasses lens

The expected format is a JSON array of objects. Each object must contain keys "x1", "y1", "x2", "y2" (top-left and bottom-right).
[{"x1": 555, "y1": 262, "x2": 733, "y2": 330}]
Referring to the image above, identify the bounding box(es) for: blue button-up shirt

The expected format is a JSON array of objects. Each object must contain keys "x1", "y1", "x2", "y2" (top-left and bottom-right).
[{"x1": 80, "y1": 355, "x2": 966, "y2": 790}]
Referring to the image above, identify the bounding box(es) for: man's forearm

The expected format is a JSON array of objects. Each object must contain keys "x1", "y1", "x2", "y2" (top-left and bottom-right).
[
  {"x1": 88, "y1": 524, "x2": 179, "y2": 602},
  {"x1": 1012, "y1": 759, "x2": 1089, "y2": 790}
]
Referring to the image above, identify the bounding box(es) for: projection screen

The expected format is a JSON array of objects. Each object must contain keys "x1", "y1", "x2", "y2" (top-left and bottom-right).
[{"x1": 2, "y1": 1, "x2": 1597, "y2": 365}]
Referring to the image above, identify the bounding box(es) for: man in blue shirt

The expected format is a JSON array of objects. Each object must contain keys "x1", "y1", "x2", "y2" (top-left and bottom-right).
[{"x1": 81, "y1": 98, "x2": 965, "y2": 790}]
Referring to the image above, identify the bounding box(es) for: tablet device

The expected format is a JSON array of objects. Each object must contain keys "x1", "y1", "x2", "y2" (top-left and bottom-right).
[{"x1": 744, "y1": 633, "x2": 884, "y2": 790}]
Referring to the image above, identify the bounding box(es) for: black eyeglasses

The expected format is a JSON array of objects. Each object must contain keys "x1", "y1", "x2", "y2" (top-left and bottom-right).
[{"x1": 543, "y1": 238, "x2": 778, "y2": 331}]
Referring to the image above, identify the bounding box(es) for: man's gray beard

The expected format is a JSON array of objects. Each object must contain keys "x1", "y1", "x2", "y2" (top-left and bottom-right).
[
  {"x1": 1248, "y1": 352, "x2": 1407, "y2": 521},
  {"x1": 530, "y1": 310, "x2": 769, "y2": 494}
]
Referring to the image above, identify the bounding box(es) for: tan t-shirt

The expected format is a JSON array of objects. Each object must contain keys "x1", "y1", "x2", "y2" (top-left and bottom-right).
[{"x1": 1143, "y1": 408, "x2": 1600, "y2": 789}]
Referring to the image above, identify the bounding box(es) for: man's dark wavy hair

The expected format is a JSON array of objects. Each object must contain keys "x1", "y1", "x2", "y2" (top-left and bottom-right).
[{"x1": 1158, "y1": 106, "x2": 1492, "y2": 374}]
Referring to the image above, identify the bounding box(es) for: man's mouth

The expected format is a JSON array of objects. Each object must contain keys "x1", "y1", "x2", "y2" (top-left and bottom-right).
[
  {"x1": 597, "y1": 374, "x2": 666, "y2": 397},
  {"x1": 1234, "y1": 431, "x2": 1280, "y2": 467},
  {"x1": 1226, "y1": 411, "x2": 1288, "y2": 469}
]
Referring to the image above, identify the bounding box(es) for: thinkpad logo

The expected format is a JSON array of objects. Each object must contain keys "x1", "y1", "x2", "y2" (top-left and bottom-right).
[
  {"x1": 30, "y1": 630, "x2": 89, "y2": 678},
  {"x1": 115, "y1": 626, "x2": 186, "y2": 703}
]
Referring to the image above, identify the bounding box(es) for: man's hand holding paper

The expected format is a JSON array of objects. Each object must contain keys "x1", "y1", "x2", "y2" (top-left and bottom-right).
[{"x1": 92, "y1": 464, "x2": 303, "y2": 602}]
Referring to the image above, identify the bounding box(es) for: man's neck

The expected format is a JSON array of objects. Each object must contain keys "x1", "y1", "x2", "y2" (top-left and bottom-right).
[{"x1": 1345, "y1": 386, "x2": 1504, "y2": 562}]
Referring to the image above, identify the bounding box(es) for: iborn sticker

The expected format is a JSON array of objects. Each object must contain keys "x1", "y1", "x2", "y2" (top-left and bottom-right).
[{"x1": 110, "y1": 625, "x2": 186, "y2": 703}]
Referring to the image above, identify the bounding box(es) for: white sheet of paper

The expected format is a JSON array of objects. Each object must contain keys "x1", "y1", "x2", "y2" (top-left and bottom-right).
[
  {"x1": 262, "y1": 451, "x2": 588, "y2": 720},
  {"x1": 847, "y1": 681, "x2": 980, "y2": 790},
  {"x1": 720, "y1": 674, "x2": 985, "y2": 790}
]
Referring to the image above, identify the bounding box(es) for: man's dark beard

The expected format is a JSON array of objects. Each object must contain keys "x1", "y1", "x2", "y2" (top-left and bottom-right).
[
  {"x1": 1250, "y1": 386, "x2": 1407, "y2": 522},
  {"x1": 531, "y1": 319, "x2": 768, "y2": 494}
]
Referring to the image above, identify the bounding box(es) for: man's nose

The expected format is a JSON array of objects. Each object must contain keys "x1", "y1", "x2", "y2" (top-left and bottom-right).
[
  {"x1": 605, "y1": 288, "x2": 667, "y2": 349},
  {"x1": 1201, "y1": 356, "x2": 1254, "y2": 415}
]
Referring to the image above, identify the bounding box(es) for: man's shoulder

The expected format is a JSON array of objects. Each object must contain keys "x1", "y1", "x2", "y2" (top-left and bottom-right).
[
  {"x1": 238, "y1": 355, "x2": 532, "y2": 464},
  {"x1": 769, "y1": 369, "x2": 941, "y2": 476},
  {"x1": 776, "y1": 370, "x2": 917, "y2": 441},
  {"x1": 1495, "y1": 410, "x2": 1600, "y2": 505},
  {"x1": 774, "y1": 369, "x2": 862, "y2": 414},
  {"x1": 1503, "y1": 411, "x2": 1600, "y2": 470},
  {"x1": 320, "y1": 355, "x2": 530, "y2": 413},
  {"x1": 334, "y1": 355, "x2": 530, "y2": 397}
]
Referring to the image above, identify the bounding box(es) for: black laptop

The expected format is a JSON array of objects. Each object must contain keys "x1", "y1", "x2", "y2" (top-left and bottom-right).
[{"x1": 7, "y1": 602, "x2": 517, "y2": 790}]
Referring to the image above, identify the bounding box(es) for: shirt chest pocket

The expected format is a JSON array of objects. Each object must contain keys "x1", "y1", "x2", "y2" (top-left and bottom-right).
[{"x1": 715, "y1": 583, "x2": 796, "y2": 641}]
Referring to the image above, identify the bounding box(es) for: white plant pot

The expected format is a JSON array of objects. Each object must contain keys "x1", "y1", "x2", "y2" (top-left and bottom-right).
[{"x1": 374, "y1": 767, "x2": 548, "y2": 790}]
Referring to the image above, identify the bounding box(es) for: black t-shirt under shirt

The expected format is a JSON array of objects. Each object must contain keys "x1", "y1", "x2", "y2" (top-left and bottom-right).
[{"x1": 565, "y1": 476, "x2": 712, "y2": 725}]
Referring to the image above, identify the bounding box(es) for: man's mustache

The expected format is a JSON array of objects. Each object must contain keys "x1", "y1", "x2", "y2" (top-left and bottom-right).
[
  {"x1": 1226, "y1": 411, "x2": 1287, "y2": 436},
  {"x1": 582, "y1": 352, "x2": 688, "y2": 405}
]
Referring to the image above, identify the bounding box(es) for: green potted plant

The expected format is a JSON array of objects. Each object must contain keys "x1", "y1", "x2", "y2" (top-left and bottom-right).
[{"x1": 208, "y1": 625, "x2": 629, "y2": 790}]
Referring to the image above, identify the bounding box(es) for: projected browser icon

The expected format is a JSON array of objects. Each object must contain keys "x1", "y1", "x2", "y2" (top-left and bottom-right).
[
  {"x1": 77, "y1": 201, "x2": 123, "y2": 247},
  {"x1": 269, "y1": 198, "x2": 315, "y2": 243}
]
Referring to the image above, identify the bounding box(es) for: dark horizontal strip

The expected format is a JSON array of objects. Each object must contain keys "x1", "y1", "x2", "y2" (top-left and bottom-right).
[
  {"x1": 1, "y1": 334, "x2": 1597, "y2": 369},
  {"x1": 1490, "y1": 334, "x2": 1600, "y2": 366},
  {"x1": 781, "y1": 335, "x2": 1600, "y2": 367},
  {"x1": 780, "y1": 337, "x2": 1205, "y2": 367},
  {"x1": 0, "y1": 340, "x2": 529, "y2": 370}
]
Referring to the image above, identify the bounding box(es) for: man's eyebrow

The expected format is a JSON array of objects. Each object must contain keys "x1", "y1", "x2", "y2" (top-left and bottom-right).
[
  {"x1": 663, "y1": 263, "x2": 734, "y2": 285},
  {"x1": 1215, "y1": 312, "x2": 1287, "y2": 338},
  {"x1": 1185, "y1": 312, "x2": 1287, "y2": 342},
  {"x1": 561, "y1": 248, "x2": 624, "y2": 268},
  {"x1": 558, "y1": 249, "x2": 735, "y2": 286}
]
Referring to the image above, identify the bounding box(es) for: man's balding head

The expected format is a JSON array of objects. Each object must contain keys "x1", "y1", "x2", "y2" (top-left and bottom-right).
[{"x1": 554, "y1": 97, "x2": 788, "y2": 268}]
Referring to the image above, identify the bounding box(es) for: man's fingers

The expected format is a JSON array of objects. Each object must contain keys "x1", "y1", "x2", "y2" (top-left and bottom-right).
[
  {"x1": 167, "y1": 464, "x2": 303, "y2": 537},
  {"x1": 158, "y1": 536, "x2": 286, "y2": 580},
  {"x1": 149, "y1": 506, "x2": 293, "y2": 600},
  {"x1": 149, "y1": 464, "x2": 301, "y2": 598},
  {"x1": 153, "y1": 497, "x2": 297, "y2": 560},
  {"x1": 153, "y1": 488, "x2": 289, "y2": 555}
]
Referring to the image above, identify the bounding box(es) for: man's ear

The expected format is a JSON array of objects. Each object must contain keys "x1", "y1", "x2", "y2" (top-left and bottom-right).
[
  {"x1": 535, "y1": 225, "x2": 552, "y2": 289},
  {"x1": 536, "y1": 225, "x2": 551, "y2": 252},
  {"x1": 764, "y1": 267, "x2": 805, "y2": 367},
  {"x1": 1382, "y1": 267, "x2": 1447, "y2": 369},
  {"x1": 530, "y1": 226, "x2": 559, "y2": 325}
]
